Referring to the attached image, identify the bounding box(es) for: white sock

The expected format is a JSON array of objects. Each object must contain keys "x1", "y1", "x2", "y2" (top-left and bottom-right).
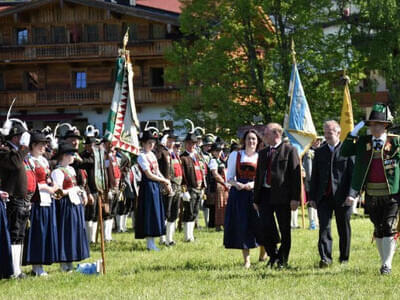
[
  {"x1": 188, "y1": 221, "x2": 195, "y2": 240},
  {"x1": 376, "y1": 238, "x2": 384, "y2": 265},
  {"x1": 122, "y1": 214, "x2": 128, "y2": 232},
  {"x1": 351, "y1": 197, "x2": 358, "y2": 214},
  {"x1": 11, "y1": 244, "x2": 22, "y2": 276},
  {"x1": 166, "y1": 222, "x2": 176, "y2": 244},
  {"x1": 115, "y1": 215, "x2": 121, "y2": 232},
  {"x1": 382, "y1": 237, "x2": 396, "y2": 269},
  {"x1": 291, "y1": 209, "x2": 298, "y2": 227},
  {"x1": 91, "y1": 222, "x2": 98, "y2": 243},
  {"x1": 183, "y1": 222, "x2": 189, "y2": 241},
  {"x1": 86, "y1": 221, "x2": 92, "y2": 242},
  {"x1": 203, "y1": 208, "x2": 209, "y2": 227}
]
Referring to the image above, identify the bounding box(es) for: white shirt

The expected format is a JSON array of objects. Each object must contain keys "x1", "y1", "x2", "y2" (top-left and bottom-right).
[
  {"x1": 137, "y1": 151, "x2": 158, "y2": 172},
  {"x1": 51, "y1": 166, "x2": 76, "y2": 189},
  {"x1": 226, "y1": 150, "x2": 258, "y2": 181}
]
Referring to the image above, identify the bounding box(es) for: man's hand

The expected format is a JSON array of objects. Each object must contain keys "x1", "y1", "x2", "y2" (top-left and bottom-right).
[
  {"x1": 344, "y1": 196, "x2": 356, "y2": 206},
  {"x1": 290, "y1": 200, "x2": 299, "y2": 211}
]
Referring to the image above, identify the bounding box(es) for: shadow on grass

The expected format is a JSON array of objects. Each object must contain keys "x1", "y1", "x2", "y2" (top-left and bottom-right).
[{"x1": 90, "y1": 240, "x2": 147, "y2": 252}]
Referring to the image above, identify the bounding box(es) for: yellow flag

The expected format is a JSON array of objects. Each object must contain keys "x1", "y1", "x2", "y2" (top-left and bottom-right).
[{"x1": 339, "y1": 83, "x2": 354, "y2": 141}]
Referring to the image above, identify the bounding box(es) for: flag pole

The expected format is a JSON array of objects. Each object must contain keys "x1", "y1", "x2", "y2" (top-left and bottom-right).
[{"x1": 290, "y1": 39, "x2": 306, "y2": 229}]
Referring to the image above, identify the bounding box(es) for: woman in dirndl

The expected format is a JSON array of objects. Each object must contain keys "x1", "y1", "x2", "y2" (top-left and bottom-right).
[
  {"x1": 135, "y1": 130, "x2": 171, "y2": 251},
  {"x1": 0, "y1": 189, "x2": 13, "y2": 279},
  {"x1": 51, "y1": 142, "x2": 89, "y2": 272},
  {"x1": 24, "y1": 131, "x2": 59, "y2": 276},
  {"x1": 224, "y1": 129, "x2": 260, "y2": 268},
  {"x1": 208, "y1": 143, "x2": 229, "y2": 232}
]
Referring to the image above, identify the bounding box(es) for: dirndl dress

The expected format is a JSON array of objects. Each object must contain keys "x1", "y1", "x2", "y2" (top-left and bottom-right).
[
  {"x1": 223, "y1": 151, "x2": 258, "y2": 249},
  {"x1": 52, "y1": 166, "x2": 89, "y2": 262},
  {"x1": 24, "y1": 155, "x2": 59, "y2": 265},
  {"x1": 135, "y1": 152, "x2": 166, "y2": 239}
]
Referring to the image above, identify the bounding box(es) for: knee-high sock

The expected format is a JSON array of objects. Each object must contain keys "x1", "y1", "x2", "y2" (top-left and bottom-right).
[
  {"x1": 166, "y1": 221, "x2": 176, "y2": 244},
  {"x1": 382, "y1": 236, "x2": 396, "y2": 269},
  {"x1": 91, "y1": 222, "x2": 98, "y2": 243},
  {"x1": 11, "y1": 244, "x2": 22, "y2": 276},
  {"x1": 291, "y1": 209, "x2": 298, "y2": 227},
  {"x1": 376, "y1": 238, "x2": 384, "y2": 265},
  {"x1": 203, "y1": 208, "x2": 209, "y2": 227},
  {"x1": 86, "y1": 221, "x2": 92, "y2": 242}
]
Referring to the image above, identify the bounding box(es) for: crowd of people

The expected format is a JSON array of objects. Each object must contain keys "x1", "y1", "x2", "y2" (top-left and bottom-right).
[{"x1": 0, "y1": 102, "x2": 399, "y2": 280}]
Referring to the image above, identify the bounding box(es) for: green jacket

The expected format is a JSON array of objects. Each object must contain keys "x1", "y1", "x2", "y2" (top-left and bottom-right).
[{"x1": 341, "y1": 133, "x2": 400, "y2": 195}]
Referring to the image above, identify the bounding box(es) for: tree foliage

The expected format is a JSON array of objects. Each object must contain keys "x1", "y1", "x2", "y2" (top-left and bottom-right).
[{"x1": 165, "y1": 0, "x2": 367, "y2": 137}]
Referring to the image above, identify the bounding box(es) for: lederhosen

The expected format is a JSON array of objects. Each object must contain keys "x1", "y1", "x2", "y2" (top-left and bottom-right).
[
  {"x1": 208, "y1": 158, "x2": 228, "y2": 227},
  {"x1": 165, "y1": 150, "x2": 183, "y2": 222},
  {"x1": 105, "y1": 153, "x2": 121, "y2": 219},
  {"x1": 7, "y1": 159, "x2": 36, "y2": 244},
  {"x1": 182, "y1": 152, "x2": 204, "y2": 222},
  {"x1": 365, "y1": 148, "x2": 399, "y2": 238}
]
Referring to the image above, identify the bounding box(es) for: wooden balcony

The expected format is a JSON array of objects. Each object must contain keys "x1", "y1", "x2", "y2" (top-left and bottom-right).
[
  {"x1": 0, "y1": 86, "x2": 180, "y2": 109},
  {"x1": 0, "y1": 40, "x2": 172, "y2": 63}
]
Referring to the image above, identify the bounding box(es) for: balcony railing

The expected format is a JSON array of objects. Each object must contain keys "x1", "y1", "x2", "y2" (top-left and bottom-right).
[
  {"x1": 0, "y1": 40, "x2": 172, "y2": 62},
  {"x1": 0, "y1": 86, "x2": 180, "y2": 108}
]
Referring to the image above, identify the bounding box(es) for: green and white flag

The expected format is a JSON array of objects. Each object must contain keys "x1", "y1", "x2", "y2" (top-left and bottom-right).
[{"x1": 104, "y1": 50, "x2": 140, "y2": 155}]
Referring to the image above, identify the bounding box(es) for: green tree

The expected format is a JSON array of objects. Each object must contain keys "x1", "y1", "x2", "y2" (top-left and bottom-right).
[
  {"x1": 166, "y1": 0, "x2": 365, "y2": 137},
  {"x1": 349, "y1": 0, "x2": 400, "y2": 122}
]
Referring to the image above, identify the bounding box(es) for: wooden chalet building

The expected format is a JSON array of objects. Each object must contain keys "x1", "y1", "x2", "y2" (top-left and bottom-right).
[{"x1": 0, "y1": 0, "x2": 181, "y2": 133}]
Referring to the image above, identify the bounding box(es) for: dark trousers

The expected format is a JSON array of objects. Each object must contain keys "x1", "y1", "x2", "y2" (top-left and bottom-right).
[
  {"x1": 317, "y1": 196, "x2": 352, "y2": 263},
  {"x1": 163, "y1": 184, "x2": 182, "y2": 222},
  {"x1": 6, "y1": 200, "x2": 30, "y2": 244},
  {"x1": 182, "y1": 188, "x2": 202, "y2": 222},
  {"x1": 85, "y1": 193, "x2": 98, "y2": 222},
  {"x1": 365, "y1": 194, "x2": 399, "y2": 238},
  {"x1": 259, "y1": 188, "x2": 291, "y2": 264}
]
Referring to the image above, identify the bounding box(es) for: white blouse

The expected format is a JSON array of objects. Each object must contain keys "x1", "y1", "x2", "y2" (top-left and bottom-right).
[{"x1": 226, "y1": 150, "x2": 258, "y2": 181}]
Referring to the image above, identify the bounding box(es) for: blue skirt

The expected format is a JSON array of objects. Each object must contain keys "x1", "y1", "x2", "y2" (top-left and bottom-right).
[
  {"x1": 56, "y1": 197, "x2": 90, "y2": 262},
  {"x1": 0, "y1": 201, "x2": 13, "y2": 279},
  {"x1": 223, "y1": 185, "x2": 258, "y2": 249},
  {"x1": 24, "y1": 201, "x2": 59, "y2": 265},
  {"x1": 135, "y1": 175, "x2": 166, "y2": 239}
]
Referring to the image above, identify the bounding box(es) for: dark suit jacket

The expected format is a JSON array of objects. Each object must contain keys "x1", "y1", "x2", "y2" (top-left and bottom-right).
[
  {"x1": 0, "y1": 142, "x2": 29, "y2": 199},
  {"x1": 309, "y1": 142, "x2": 354, "y2": 206},
  {"x1": 156, "y1": 145, "x2": 172, "y2": 179},
  {"x1": 254, "y1": 142, "x2": 301, "y2": 205}
]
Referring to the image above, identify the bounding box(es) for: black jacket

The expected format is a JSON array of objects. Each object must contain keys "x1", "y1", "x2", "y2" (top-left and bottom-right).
[{"x1": 309, "y1": 142, "x2": 354, "y2": 205}]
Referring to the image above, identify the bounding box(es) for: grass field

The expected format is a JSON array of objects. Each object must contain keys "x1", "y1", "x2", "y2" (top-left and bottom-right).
[{"x1": 1, "y1": 213, "x2": 399, "y2": 300}]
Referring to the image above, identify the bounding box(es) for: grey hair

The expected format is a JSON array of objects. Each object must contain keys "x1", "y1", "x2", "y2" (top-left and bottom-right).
[{"x1": 323, "y1": 120, "x2": 341, "y2": 132}]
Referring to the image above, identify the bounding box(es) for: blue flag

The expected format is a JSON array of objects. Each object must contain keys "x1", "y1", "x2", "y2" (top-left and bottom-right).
[{"x1": 285, "y1": 63, "x2": 317, "y2": 158}]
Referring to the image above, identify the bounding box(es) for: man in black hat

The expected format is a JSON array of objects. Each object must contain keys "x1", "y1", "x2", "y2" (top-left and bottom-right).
[
  {"x1": 180, "y1": 133, "x2": 205, "y2": 242},
  {"x1": 157, "y1": 130, "x2": 183, "y2": 246},
  {"x1": 342, "y1": 103, "x2": 400, "y2": 275},
  {"x1": 0, "y1": 121, "x2": 31, "y2": 279}
]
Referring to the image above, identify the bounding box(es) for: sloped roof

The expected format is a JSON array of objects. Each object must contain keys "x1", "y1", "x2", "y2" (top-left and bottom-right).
[
  {"x1": 0, "y1": 0, "x2": 180, "y2": 25},
  {"x1": 136, "y1": 0, "x2": 181, "y2": 14}
]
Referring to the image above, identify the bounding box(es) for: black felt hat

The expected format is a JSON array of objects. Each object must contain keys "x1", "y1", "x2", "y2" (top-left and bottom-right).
[
  {"x1": 139, "y1": 130, "x2": 159, "y2": 142},
  {"x1": 30, "y1": 131, "x2": 48, "y2": 144},
  {"x1": 63, "y1": 129, "x2": 83, "y2": 140},
  {"x1": 366, "y1": 103, "x2": 393, "y2": 126}
]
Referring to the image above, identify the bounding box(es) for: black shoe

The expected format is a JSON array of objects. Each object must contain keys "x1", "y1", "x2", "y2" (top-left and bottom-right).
[
  {"x1": 14, "y1": 272, "x2": 27, "y2": 279},
  {"x1": 266, "y1": 257, "x2": 278, "y2": 268},
  {"x1": 380, "y1": 265, "x2": 391, "y2": 275},
  {"x1": 319, "y1": 260, "x2": 331, "y2": 268},
  {"x1": 276, "y1": 260, "x2": 288, "y2": 270},
  {"x1": 168, "y1": 241, "x2": 176, "y2": 246}
]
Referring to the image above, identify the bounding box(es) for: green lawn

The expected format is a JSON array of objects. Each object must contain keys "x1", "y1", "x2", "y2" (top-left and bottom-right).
[{"x1": 1, "y1": 214, "x2": 399, "y2": 299}]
